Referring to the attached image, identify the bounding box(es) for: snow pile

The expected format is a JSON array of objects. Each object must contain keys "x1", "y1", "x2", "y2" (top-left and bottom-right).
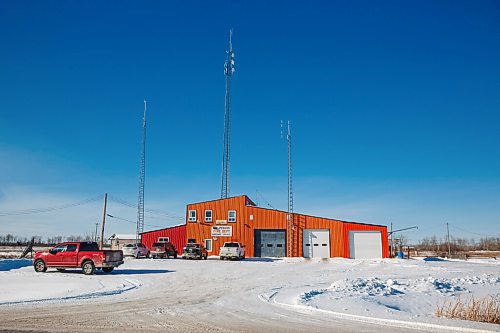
[
  {"x1": 327, "y1": 277, "x2": 404, "y2": 296},
  {"x1": 412, "y1": 277, "x2": 464, "y2": 294}
]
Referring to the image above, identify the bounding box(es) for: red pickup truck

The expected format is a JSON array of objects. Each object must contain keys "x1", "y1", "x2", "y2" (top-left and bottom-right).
[{"x1": 33, "y1": 241, "x2": 124, "y2": 275}]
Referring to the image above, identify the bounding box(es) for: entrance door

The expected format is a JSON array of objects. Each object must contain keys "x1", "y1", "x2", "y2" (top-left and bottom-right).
[
  {"x1": 254, "y1": 230, "x2": 286, "y2": 257},
  {"x1": 348, "y1": 231, "x2": 382, "y2": 259},
  {"x1": 303, "y1": 229, "x2": 330, "y2": 258}
]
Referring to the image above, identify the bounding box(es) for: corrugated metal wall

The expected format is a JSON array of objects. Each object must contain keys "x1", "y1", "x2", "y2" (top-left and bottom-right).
[
  {"x1": 186, "y1": 195, "x2": 389, "y2": 258},
  {"x1": 140, "y1": 225, "x2": 187, "y2": 255}
]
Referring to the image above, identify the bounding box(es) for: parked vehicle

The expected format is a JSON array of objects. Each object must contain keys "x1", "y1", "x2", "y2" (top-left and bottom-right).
[
  {"x1": 122, "y1": 243, "x2": 150, "y2": 259},
  {"x1": 33, "y1": 242, "x2": 123, "y2": 275},
  {"x1": 181, "y1": 243, "x2": 208, "y2": 260},
  {"x1": 151, "y1": 242, "x2": 178, "y2": 259},
  {"x1": 220, "y1": 242, "x2": 245, "y2": 260}
]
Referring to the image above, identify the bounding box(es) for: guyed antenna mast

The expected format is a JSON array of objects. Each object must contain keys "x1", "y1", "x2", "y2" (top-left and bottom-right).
[
  {"x1": 221, "y1": 29, "x2": 235, "y2": 199},
  {"x1": 136, "y1": 100, "x2": 147, "y2": 243},
  {"x1": 282, "y1": 120, "x2": 294, "y2": 257}
]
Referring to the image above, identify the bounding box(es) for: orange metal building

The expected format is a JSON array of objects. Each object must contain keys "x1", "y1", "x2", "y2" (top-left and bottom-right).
[
  {"x1": 186, "y1": 195, "x2": 389, "y2": 258},
  {"x1": 140, "y1": 224, "x2": 187, "y2": 255}
]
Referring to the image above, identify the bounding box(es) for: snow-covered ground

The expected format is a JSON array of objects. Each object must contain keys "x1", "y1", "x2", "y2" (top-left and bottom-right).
[{"x1": 0, "y1": 257, "x2": 498, "y2": 332}]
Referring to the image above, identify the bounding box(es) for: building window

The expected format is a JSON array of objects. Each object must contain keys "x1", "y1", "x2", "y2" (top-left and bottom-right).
[
  {"x1": 205, "y1": 210, "x2": 213, "y2": 222},
  {"x1": 205, "y1": 239, "x2": 213, "y2": 252},
  {"x1": 158, "y1": 237, "x2": 169, "y2": 243},
  {"x1": 188, "y1": 210, "x2": 197, "y2": 222},
  {"x1": 228, "y1": 210, "x2": 236, "y2": 223}
]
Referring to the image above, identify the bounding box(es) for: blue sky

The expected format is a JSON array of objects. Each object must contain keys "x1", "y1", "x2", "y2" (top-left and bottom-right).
[{"x1": 0, "y1": 1, "x2": 499, "y2": 242}]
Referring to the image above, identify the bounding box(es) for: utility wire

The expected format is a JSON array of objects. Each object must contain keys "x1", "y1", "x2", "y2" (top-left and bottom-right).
[
  {"x1": 255, "y1": 190, "x2": 276, "y2": 209},
  {"x1": 449, "y1": 224, "x2": 499, "y2": 238},
  {"x1": 108, "y1": 195, "x2": 184, "y2": 220},
  {"x1": 0, "y1": 196, "x2": 102, "y2": 217},
  {"x1": 106, "y1": 214, "x2": 165, "y2": 229}
]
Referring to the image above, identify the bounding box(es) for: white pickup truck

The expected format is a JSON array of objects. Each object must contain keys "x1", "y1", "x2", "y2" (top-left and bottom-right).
[{"x1": 219, "y1": 242, "x2": 245, "y2": 260}]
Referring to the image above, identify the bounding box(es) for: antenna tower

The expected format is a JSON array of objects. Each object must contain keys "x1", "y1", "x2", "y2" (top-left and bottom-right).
[
  {"x1": 282, "y1": 120, "x2": 294, "y2": 257},
  {"x1": 136, "y1": 100, "x2": 147, "y2": 242},
  {"x1": 221, "y1": 29, "x2": 235, "y2": 199}
]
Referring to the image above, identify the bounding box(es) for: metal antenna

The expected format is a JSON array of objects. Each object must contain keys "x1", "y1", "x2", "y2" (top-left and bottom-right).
[
  {"x1": 136, "y1": 99, "x2": 147, "y2": 242},
  {"x1": 282, "y1": 120, "x2": 294, "y2": 257},
  {"x1": 221, "y1": 28, "x2": 235, "y2": 199}
]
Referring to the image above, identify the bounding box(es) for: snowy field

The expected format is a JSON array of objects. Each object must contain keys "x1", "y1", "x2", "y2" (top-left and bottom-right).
[{"x1": 0, "y1": 257, "x2": 498, "y2": 333}]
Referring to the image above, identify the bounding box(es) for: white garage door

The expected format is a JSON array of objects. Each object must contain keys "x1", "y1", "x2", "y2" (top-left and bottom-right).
[
  {"x1": 348, "y1": 231, "x2": 382, "y2": 259},
  {"x1": 303, "y1": 229, "x2": 330, "y2": 258}
]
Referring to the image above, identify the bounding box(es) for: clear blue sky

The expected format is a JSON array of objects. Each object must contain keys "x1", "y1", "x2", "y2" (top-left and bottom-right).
[{"x1": 0, "y1": 1, "x2": 499, "y2": 242}]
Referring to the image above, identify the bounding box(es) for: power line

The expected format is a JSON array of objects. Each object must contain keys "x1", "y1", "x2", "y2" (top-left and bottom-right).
[
  {"x1": 0, "y1": 196, "x2": 102, "y2": 216},
  {"x1": 106, "y1": 214, "x2": 164, "y2": 229},
  {"x1": 449, "y1": 224, "x2": 499, "y2": 238},
  {"x1": 255, "y1": 190, "x2": 276, "y2": 209},
  {"x1": 107, "y1": 195, "x2": 184, "y2": 220}
]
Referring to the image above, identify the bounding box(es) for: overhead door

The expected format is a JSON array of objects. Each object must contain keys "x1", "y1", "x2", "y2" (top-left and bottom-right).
[
  {"x1": 254, "y1": 230, "x2": 286, "y2": 257},
  {"x1": 348, "y1": 231, "x2": 382, "y2": 259},
  {"x1": 303, "y1": 229, "x2": 330, "y2": 258}
]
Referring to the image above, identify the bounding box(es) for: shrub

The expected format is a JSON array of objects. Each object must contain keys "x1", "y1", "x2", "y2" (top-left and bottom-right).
[{"x1": 436, "y1": 295, "x2": 499, "y2": 324}]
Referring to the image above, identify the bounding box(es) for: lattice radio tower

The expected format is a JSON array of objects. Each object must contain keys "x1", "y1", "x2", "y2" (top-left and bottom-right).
[
  {"x1": 282, "y1": 120, "x2": 294, "y2": 257},
  {"x1": 221, "y1": 29, "x2": 235, "y2": 199},
  {"x1": 136, "y1": 99, "x2": 147, "y2": 242}
]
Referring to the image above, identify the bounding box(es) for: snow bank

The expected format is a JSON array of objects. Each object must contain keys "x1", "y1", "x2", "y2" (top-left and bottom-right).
[{"x1": 0, "y1": 259, "x2": 32, "y2": 272}]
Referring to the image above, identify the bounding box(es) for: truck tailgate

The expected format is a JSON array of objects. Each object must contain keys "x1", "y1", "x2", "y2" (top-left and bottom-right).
[{"x1": 103, "y1": 250, "x2": 123, "y2": 262}]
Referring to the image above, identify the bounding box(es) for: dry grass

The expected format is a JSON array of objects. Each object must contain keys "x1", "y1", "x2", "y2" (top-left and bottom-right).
[{"x1": 436, "y1": 295, "x2": 500, "y2": 324}]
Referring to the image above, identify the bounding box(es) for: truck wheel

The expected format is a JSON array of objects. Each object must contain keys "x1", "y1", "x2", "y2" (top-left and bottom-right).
[
  {"x1": 82, "y1": 260, "x2": 95, "y2": 275},
  {"x1": 34, "y1": 259, "x2": 47, "y2": 273},
  {"x1": 102, "y1": 267, "x2": 114, "y2": 273},
  {"x1": 56, "y1": 268, "x2": 66, "y2": 272}
]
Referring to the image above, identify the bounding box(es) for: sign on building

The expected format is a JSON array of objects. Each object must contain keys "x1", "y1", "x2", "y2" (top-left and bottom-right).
[
  {"x1": 215, "y1": 220, "x2": 227, "y2": 225},
  {"x1": 211, "y1": 226, "x2": 232, "y2": 237}
]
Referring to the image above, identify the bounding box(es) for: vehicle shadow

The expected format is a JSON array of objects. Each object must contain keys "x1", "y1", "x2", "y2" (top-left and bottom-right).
[
  {"x1": 110, "y1": 269, "x2": 174, "y2": 275},
  {"x1": 46, "y1": 269, "x2": 174, "y2": 275},
  {"x1": 239, "y1": 258, "x2": 283, "y2": 263}
]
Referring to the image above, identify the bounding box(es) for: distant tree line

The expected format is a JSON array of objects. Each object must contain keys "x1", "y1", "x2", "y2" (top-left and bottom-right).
[
  {"x1": 416, "y1": 235, "x2": 500, "y2": 252},
  {"x1": 0, "y1": 234, "x2": 94, "y2": 246}
]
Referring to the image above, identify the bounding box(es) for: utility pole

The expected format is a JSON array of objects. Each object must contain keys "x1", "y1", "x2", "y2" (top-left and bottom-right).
[
  {"x1": 390, "y1": 222, "x2": 394, "y2": 258},
  {"x1": 221, "y1": 28, "x2": 235, "y2": 199},
  {"x1": 94, "y1": 222, "x2": 99, "y2": 242},
  {"x1": 282, "y1": 120, "x2": 294, "y2": 257},
  {"x1": 136, "y1": 100, "x2": 147, "y2": 243},
  {"x1": 446, "y1": 222, "x2": 451, "y2": 258},
  {"x1": 100, "y1": 193, "x2": 107, "y2": 249}
]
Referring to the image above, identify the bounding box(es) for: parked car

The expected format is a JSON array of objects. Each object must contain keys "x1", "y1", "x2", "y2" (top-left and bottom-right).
[
  {"x1": 122, "y1": 243, "x2": 150, "y2": 258},
  {"x1": 181, "y1": 243, "x2": 208, "y2": 260},
  {"x1": 219, "y1": 242, "x2": 245, "y2": 260},
  {"x1": 33, "y1": 241, "x2": 124, "y2": 275},
  {"x1": 151, "y1": 242, "x2": 178, "y2": 259}
]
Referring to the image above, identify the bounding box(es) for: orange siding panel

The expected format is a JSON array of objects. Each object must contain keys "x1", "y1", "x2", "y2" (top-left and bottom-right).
[{"x1": 141, "y1": 225, "x2": 186, "y2": 255}]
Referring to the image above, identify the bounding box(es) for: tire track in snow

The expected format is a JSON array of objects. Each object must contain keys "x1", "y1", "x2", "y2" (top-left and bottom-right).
[{"x1": 0, "y1": 278, "x2": 142, "y2": 306}]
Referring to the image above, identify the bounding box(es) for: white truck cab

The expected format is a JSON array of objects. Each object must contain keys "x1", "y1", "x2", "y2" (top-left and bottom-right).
[{"x1": 219, "y1": 242, "x2": 245, "y2": 260}]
